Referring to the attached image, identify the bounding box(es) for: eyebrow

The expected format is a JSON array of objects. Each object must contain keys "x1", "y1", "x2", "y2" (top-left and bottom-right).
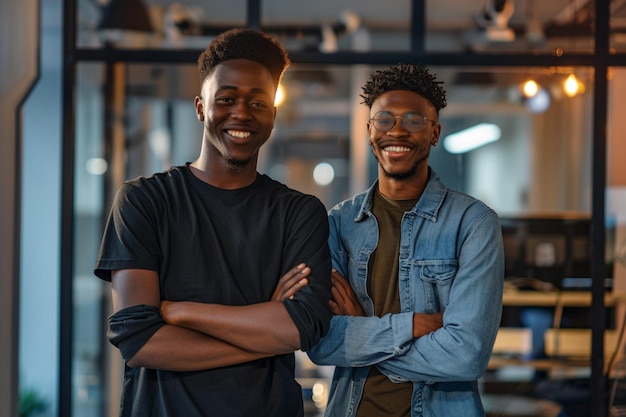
[{"x1": 216, "y1": 85, "x2": 272, "y2": 96}]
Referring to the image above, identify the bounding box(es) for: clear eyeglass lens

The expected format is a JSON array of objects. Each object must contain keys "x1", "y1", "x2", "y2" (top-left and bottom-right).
[{"x1": 373, "y1": 112, "x2": 425, "y2": 132}]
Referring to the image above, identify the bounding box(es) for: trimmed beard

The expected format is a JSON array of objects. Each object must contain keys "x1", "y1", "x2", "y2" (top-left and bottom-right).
[{"x1": 225, "y1": 156, "x2": 252, "y2": 169}]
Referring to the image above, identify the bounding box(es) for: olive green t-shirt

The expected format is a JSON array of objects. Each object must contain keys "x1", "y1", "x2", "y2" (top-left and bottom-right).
[{"x1": 356, "y1": 190, "x2": 417, "y2": 417}]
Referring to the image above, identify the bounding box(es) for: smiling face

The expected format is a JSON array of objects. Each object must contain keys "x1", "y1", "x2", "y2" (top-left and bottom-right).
[
  {"x1": 368, "y1": 90, "x2": 441, "y2": 184},
  {"x1": 195, "y1": 59, "x2": 277, "y2": 171}
]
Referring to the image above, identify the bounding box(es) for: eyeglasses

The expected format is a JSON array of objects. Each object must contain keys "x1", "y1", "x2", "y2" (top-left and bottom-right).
[{"x1": 369, "y1": 111, "x2": 437, "y2": 133}]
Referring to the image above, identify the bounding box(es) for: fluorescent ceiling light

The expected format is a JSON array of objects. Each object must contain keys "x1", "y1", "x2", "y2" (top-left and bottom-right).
[{"x1": 443, "y1": 123, "x2": 501, "y2": 154}]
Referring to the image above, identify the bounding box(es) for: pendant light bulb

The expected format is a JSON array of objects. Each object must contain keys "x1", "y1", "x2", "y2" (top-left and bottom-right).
[
  {"x1": 522, "y1": 80, "x2": 539, "y2": 98},
  {"x1": 564, "y1": 74, "x2": 580, "y2": 97}
]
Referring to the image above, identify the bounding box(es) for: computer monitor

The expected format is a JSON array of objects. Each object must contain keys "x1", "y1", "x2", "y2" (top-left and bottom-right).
[{"x1": 500, "y1": 214, "x2": 597, "y2": 290}]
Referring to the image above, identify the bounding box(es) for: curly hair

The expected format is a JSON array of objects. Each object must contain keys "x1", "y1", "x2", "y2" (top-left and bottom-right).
[
  {"x1": 360, "y1": 63, "x2": 447, "y2": 113},
  {"x1": 197, "y1": 28, "x2": 290, "y2": 89}
]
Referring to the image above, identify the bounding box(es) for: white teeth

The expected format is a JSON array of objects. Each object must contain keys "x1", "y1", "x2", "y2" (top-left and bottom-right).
[
  {"x1": 384, "y1": 146, "x2": 410, "y2": 152},
  {"x1": 227, "y1": 130, "x2": 251, "y2": 138}
]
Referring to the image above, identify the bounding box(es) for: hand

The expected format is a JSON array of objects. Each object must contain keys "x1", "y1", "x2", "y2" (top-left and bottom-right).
[
  {"x1": 271, "y1": 263, "x2": 311, "y2": 301},
  {"x1": 329, "y1": 269, "x2": 365, "y2": 316},
  {"x1": 412, "y1": 312, "x2": 443, "y2": 339}
]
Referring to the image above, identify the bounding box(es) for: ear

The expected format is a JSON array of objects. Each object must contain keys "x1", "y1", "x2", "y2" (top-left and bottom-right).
[
  {"x1": 367, "y1": 120, "x2": 374, "y2": 135},
  {"x1": 194, "y1": 96, "x2": 204, "y2": 121},
  {"x1": 431, "y1": 123, "x2": 442, "y2": 147}
]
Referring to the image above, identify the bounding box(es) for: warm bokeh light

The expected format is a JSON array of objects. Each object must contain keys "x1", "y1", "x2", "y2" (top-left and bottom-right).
[
  {"x1": 522, "y1": 79, "x2": 539, "y2": 98},
  {"x1": 563, "y1": 74, "x2": 581, "y2": 97}
]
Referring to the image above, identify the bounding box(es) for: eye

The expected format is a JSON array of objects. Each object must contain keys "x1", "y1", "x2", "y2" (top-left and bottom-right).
[
  {"x1": 250, "y1": 100, "x2": 269, "y2": 109},
  {"x1": 373, "y1": 111, "x2": 394, "y2": 125},
  {"x1": 376, "y1": 118, "x2": 394, "y2": 127},
  {"x1": 403, "y1": 113, "x2": 425, "y2": 128}
]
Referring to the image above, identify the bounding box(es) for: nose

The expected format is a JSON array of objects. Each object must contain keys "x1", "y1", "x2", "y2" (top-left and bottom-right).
[
  {"x1": 387, "y1": 116, "x2": 409, "y2": 135},
  {"x1": 231, "y1": 101, "x2": 252, "y2": 120}
]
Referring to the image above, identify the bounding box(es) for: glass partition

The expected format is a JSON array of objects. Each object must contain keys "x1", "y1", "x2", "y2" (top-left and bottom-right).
[{"x1": 71, "y1": 59, "x2": 600, "y2": 415}]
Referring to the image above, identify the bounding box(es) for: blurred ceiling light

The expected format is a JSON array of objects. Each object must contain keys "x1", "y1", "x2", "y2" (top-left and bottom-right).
[
  {"x1": 98, "y1": 0, "x2": 153, "y2": 32},
  {"x1": 564, "y1": 74, "x2": 583, "y2": 97},
  {"x1": 522, "y1": 79, "x2": 539, "y2": 98},
  {"x1": 98, "y1": 0, "x2": 154, "y2": 46},
  {"x1": 313, "y1": 162, "x2": 335, "y2": 186},
  {"x1": 476, "y1": 0, "x2": 516, "y2": 42},
  {"x1": 525, "y1": 87, "x2": 551, "y2": 113},
  {"x1": 274, "y1": 84, "x2": 286, "y2": 107},
  {"x1": 443, "y1": 123, "x2": 501, "y2": 154},
  {"x1": 525, "y1": 0, "x2": 544, "y2": 44}
]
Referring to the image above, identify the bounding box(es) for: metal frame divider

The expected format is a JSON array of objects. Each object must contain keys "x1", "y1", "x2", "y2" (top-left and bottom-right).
[{"x1": 59, "y1": 0, "x2": 617, "y2": 415}]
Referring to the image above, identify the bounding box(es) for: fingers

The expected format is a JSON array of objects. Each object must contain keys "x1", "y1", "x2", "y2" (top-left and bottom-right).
[
  {"x1": 277, "y1": 263, "x2": 307, "y2": 284},
  {"x1": 272, "y1": 263, "x2": 311, "y2": 301},
  {"x1": 330, "y1": 270, "x2": 365, "y2": 316},
  {"x1": 331, "y1": 270, "x2": 353, "y2": 303},
  {"x1": 329, "y1": 299, "x2": 342, "y2": 315}
]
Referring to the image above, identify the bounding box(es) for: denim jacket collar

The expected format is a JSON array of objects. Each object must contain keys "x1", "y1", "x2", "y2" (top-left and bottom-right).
[{"x1": 355, "y1": 167, "x2": 447, "y2": 223}]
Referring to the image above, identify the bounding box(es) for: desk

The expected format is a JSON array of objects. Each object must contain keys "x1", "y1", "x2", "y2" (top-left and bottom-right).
[
  {"x1": 487, "y1": 327, "x2": 593, "y2": 373},
  {"x1": 502, "y1": 289, "x2": 618, "y2": 307},
  {"x1": 490, "y1": 291, "x2": 626, "y2": 376}
]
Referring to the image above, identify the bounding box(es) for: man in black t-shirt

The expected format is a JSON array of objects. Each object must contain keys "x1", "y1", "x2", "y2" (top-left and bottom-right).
[{"x1": 95, "y1": 28, "x2": 332, "y2": 417}]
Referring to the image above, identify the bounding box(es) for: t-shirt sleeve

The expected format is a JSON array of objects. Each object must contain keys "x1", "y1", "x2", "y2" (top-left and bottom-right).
[
  {"x1": 281, "y1": 195, "x2": 332, "y2": 351},
  {"x1": 107, "y1": 304, "x2": 165, "y2": 361},
  {"x1": 94, "y1": 182, "x2": 161, "y2": 281}
]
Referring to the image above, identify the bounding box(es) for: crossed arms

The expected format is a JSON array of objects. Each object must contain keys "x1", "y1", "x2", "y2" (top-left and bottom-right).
[
  {"x1": 112, "y1": 265, "x2": 440, "y2": 372},
  {"x1": 329, "y1": 269, "x2": 443, "y2": 338},
  {"x1": 110, "y1": 264, "x2": 312, "y2": 371}
]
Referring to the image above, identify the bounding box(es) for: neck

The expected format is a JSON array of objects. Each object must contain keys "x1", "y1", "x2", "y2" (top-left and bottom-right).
[
  {"x1": 190, "y1": 154, "x2": 258, "y2": 190},
  {"x1": 377, "y1": 168, "x2": 429, "y2": 200}
]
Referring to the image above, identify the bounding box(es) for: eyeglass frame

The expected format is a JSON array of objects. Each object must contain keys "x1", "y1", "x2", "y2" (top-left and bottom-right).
[{"x1": 368, "y1": 111, "x2": 438, "y2": 133}]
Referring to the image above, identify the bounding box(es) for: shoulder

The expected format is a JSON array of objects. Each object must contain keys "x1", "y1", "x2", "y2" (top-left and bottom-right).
[
  {"x1": 439, "y1": 189, "x2": 501, "y2": 239},
  {"x1": 422, "y1": 170, "x2": 499, "y2": 230},
  {"x1": 444, "y1": 187, "x2": 496, "y2": 216},
  {"x1": 328, "y1": 182, "x2": 374, "y2": 221},
  {"x1": 114, "y1": 166, "x2": 188, "y2": 206}
]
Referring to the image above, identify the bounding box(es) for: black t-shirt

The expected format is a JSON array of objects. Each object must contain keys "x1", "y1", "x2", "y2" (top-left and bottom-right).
[{"x1": 95, "y1": 165, "x2": 332, "y2": 417}]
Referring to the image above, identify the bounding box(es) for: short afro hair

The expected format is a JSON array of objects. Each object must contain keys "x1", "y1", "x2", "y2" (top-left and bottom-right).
[
  {"x1": 360, "y1": 63, "x2": 447, "y2": 113},
  {"x1": 197, "y1": 28, "x2": 290, "y2": 89}
]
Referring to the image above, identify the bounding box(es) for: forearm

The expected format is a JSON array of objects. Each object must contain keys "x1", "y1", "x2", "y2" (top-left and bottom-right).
[
  {"x1": 164, "y1": 300, "x2": 301, "y2": 354},
  {"x1": 413, "y1": 312, "x2": 443, "y2": 338},
  {"x1": 309, "y1": 313, "x2": 414, "y2": 367},
  {"x1": 128, "y1": 324, "x2": 272, "y2": 371}
]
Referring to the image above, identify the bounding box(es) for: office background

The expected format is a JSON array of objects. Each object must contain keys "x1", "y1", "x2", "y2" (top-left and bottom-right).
[{"x1": 3, "y1": 1, "x2": 626, "y2": 416}]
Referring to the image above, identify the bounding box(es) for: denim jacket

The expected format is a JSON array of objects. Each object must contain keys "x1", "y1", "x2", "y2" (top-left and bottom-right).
[{"x1": 308, "y1": 168, "x2": 504, "y2": 417}]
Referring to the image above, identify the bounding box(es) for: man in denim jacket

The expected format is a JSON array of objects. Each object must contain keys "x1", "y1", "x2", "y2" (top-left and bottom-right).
[{"x1": 308, "y1": 64, "x2": 504, "y2": 417}]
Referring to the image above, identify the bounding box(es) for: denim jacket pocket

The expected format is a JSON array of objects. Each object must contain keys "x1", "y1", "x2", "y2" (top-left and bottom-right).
[{"x1": 413, "y1": 260, "x2": 457, "y2": 312}]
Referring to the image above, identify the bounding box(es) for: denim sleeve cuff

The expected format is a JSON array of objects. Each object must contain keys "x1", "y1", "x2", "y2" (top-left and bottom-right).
[
  {"x1": 107, "y1": 304, "x2": 165, "y2": 362},
  {"x1": 391, "y1": 312, "x2": 415, "y2": 355}
]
